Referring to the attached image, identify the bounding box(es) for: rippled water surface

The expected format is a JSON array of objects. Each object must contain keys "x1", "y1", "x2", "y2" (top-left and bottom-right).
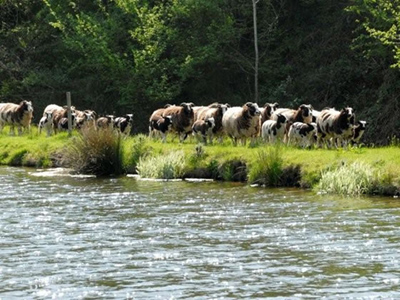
[{"x1": 1, "y1": 166, "x2": 400, "y2": 299}]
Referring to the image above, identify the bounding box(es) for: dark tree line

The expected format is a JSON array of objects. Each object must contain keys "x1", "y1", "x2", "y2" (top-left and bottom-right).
[{"x1": 1, "y1": 0, "x2": 399, "y2": 143}]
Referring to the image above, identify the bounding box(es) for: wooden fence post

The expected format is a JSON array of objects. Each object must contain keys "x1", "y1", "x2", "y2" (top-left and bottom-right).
[{"x1": 66, "y1": 92, "x2": 72, "y2": 137}]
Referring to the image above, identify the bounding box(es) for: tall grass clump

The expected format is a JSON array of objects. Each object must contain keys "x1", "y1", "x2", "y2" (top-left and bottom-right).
[
  {"x1": 317, "y1": 161, "x2": 377, "y2": 196},
  {"x1": 136, "y1": 150, "x2": 186, "y2": 179},
  {"x1": 64, "y1": 126, "x2": 123, "y2": 176},
  {"x1": 248, "y1": 146, "x2": 283, "y2": 186},
  {"x1": 123, "y1": 134, "x2": 152, "y2": 173}
]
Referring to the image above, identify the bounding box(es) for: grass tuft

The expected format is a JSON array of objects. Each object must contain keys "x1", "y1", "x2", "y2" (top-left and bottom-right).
[
  {"x1": 136, "y1": 150, "x2": 186, "y2": 179},
  {"x1": 64, "y1": 126, "x2": 123, "y2": 176},
  {"x1": 248, "y1": 146, "x2": 283, "y2": 186},
  {"x1": 317, "y1": 161, "x2": 377, "y2": 196}
]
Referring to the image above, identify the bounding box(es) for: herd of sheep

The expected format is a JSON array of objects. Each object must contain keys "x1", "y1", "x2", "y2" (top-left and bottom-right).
[
  {"x1": 149, "y1": 102, "x2": 367, "y2": 147},
  {"x1": 0, "y1": 100, "x2": 366, "y2": 148}
]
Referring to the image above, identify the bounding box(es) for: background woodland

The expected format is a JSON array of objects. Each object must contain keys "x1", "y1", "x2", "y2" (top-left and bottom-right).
[{"x1": 1, "y1": 0, "x2": 399, "y2": 144}]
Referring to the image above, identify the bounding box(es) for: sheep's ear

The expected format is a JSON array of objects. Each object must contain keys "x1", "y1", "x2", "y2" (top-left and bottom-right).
[
  {"x1": 274, "y1": 102, "x2": 279, "y2": 107},
  {"x1": 245, "y1": 102, "x2": 252, "y2": 107},
  {"x1": 179, "y1": 102, "x2": 186, "y2": 106},
  {"x1": 225, "y1": 103, "x2": 231, "y2": 108}
]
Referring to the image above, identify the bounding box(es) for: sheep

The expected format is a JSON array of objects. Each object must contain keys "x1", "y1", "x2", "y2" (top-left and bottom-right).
[
  {"x1": 192, "y1": 117, "x2": 215, "y2": 144},
  {"x1": 316, "y1": 107, "x2": 355, "y2": 148},
  {"x1": 287, "y1": 122, "x2": 317, "y2": 148},
  {"x1": 149, "y1": 104, "x2": 174, "y2": 138},
  {"x1": 162, "y1": 102, "x2": 195, "y2": 142},
  {"x1": 96, "y1": 115, "x2": 115, "y2": 129},
  {"x1": 311, "y1": 109, "x2": 321, "y2": 123},
  {"x1": 43, "y1": 104, "x2": 75, "y2": 135},
  {"x1": 272, "y1": 104, "x2": 313, "y2": 124},
  {"x1": 152, "y1": 115, "x2": 173, "y2": 142},
  {"x1": 0, "y1": 100, "x2": 34, "y2": 135},
  {"x1": 260, "y1": 102, "x2": 279, "y2": 125},
  {"x1": 114, "y1": 114, "x2": 134, "y2": 135},
  {"x1": 196, "y1": 102, "x2": 230, "y2": 143},
  {"x1": 352, "y1": 120, "x2": 367, "y2": 145},
  {"x1": 261, "y1": 114, "x2": 288, "y2": 143},
  {"x1": 222, "y1": 102, "x2": 261, "y2": 146},
  {"x1": 75, "y1": 109, "x2": 96, "y2": 129},
  {"x1": 38, "y1": 112, "x2": 53, "y2": 136},
  {"x1": 57, "y1": 113, "x2": 77, "y2": 131}
]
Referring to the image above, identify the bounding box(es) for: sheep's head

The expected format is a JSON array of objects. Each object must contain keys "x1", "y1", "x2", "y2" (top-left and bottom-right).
[{"x1": 245, "y1": 102, "x2": 261, "y2": 116}]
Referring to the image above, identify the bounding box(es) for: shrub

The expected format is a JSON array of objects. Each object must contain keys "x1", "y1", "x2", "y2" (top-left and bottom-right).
[
  {"x1": 64, "y1": 126, "x2": 123, "y2": 176},
  {"x1": 317, "y1": 161, "x2": 377, "y2": 195},
  {"x1": 248, "y1": 146, "x2": 283, "y2": 186},
  {"x1": 136, "y1": 150, "x2": 186, "y2": 179}
]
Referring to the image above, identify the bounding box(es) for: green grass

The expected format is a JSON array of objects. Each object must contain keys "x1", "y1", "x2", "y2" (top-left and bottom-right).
[{"x1": 0, "y1": 129, "x2": 399, "y2": 195}]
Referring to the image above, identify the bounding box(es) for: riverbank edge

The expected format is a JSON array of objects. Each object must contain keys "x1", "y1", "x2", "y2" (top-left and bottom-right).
[{"x1": 0, "y1": 134, "x2": 399, "y2": 197}]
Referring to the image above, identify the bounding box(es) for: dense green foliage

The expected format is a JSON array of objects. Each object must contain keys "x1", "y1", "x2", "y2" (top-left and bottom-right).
[{"x1": 1, "y1": 0, "x2": 399, "y2": 143}]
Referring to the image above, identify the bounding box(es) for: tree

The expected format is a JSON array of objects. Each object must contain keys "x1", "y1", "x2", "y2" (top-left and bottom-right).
[
  {"x1": 253, "y1": 0, "x2": 259, "y2": 103},
  {"x1": 348, "y1": 0, "x2": 400, "y2": 68}
]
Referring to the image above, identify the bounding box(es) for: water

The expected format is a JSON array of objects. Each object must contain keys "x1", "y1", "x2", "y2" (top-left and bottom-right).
[{"x1": 1, "y1": 166, "x2": 400, "y2": 299}]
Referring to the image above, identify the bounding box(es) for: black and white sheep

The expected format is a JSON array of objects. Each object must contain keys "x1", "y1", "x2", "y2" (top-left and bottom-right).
[
  {"x1": 114, "y1": 114, "x2": 134, "y2": 135},
  {"x1": 287, "y1": 122, "x2": 317, "y2": 148},
  {"x1": 192, "y1": 117, "x2": 215, "y2": 144},
  {"x1": 261, "y1": 114, "x2": 288, "y2": 143},
  {"x1": 316, "y1": 107, "x2": 355, "y2": 147},
  {"x1": 38, "y1": 112, "x2": 53, "y2": 136},
  {"x1": 196, "y1": 102, "x2": 230, "y2": 143}
]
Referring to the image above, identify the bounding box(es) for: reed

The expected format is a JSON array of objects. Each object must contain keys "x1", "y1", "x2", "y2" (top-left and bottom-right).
[{"x1": 136, "y1": 150, "x2": 186, "y2": 179}]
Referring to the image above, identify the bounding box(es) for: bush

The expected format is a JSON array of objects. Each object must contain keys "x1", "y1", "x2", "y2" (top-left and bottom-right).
[
  {"x1": 317, "y1": 161, "x2": 377, "y2": 196},
  {"x1": 64, "y1": 126, "x2": 123, "y2": 176},
  {"x1": 136, "y1": 150, "x2": 186, "y2": 179}
]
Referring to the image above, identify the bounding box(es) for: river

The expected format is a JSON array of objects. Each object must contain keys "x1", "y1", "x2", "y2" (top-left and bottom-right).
[{"x1": 1, "y1": 166, "x2": 400, "y2": 299}]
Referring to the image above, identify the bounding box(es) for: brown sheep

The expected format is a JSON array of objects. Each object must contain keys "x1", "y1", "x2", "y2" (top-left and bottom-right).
[
  {"x1": 0, "y1": 100, "x2": 34, "y2": 135},
  {"x1": 162, "y1": 102, "x2": 195, "y2": 142}
]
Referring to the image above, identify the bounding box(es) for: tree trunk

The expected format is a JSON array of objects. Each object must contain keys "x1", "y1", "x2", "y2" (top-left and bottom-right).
[{"x1": 253, "y1": 0, "x2": 259, "y2": 103}]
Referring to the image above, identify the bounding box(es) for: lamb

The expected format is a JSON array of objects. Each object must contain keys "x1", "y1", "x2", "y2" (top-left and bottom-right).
[
  {"x1": 192, "y1": 117, "x2": 216, "y2": 144},
  {"x1": 57, "y1": 113, "x2": 77, "y2": 131},
  {"x1": 261, "y1": 114, "x2": 288, "y2": 143},
  {"x1": 196, "y1": 102, "x2": 230, "y2": 143},
  {"x1": 38, "y1": 112, "x2": 53, "y2": 136}
]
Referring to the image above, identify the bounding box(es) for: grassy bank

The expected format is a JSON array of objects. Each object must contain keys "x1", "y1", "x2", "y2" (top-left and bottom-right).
[{"x1": 1, "y1": 127, "x2": 399, "y2": 196}]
